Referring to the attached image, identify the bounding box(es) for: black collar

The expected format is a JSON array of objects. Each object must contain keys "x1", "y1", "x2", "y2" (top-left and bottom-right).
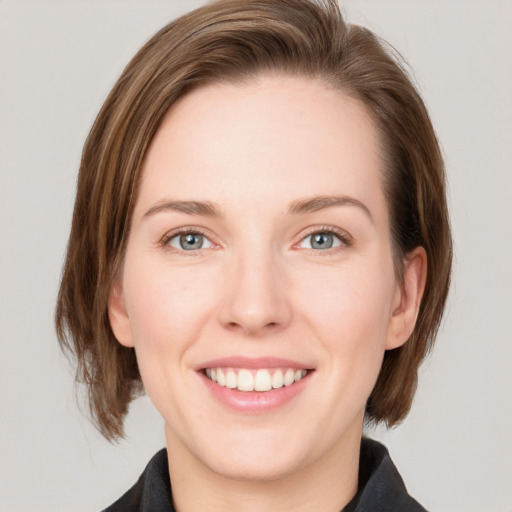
[{"x1": 343, "y1": 437, "x2": 427, "y2": 511}]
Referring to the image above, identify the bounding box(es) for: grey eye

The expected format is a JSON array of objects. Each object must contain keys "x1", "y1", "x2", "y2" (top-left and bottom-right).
[
  {"x1": 169, "y1": 232, "x2": 212, "y2": 251},
  {"x1": 299, "y1": 232, "x2": 342, "y2": 250},
  {"x1": 311, "y1": 233, "x2": 333, "y2": 249}
]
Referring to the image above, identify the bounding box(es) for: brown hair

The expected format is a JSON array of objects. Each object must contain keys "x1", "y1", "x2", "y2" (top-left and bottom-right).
[{"x1": 56, "y1": 0, "x2": 452, "y2": 441}]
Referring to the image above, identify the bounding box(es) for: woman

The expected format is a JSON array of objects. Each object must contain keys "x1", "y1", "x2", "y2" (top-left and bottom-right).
[{"x1": 56, "y1": 0, "x2": 452, "y2": 510}]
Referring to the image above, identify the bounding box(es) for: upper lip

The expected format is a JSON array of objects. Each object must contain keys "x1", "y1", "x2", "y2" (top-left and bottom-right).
[{"x1": 196, "y1": 356, "x2": 314, "y2": 371}]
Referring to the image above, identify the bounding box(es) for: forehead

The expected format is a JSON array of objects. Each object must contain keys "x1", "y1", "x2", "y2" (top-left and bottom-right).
[{"x1": 136, "y1": 75, "x2": 386, "y2": 220}]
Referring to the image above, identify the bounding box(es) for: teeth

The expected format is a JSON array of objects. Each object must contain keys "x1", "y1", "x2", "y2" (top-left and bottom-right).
[
  {"x1": 271, "y1": 370, "x2": 284, "y2": 389},
  {"x1": 295, "y1": 369, "x2": 307, "y2": 382},
  {"x1": 217, "y1": 368, "x2": 226, "y2": 386},
  {"x1": 226, "y1": 370, "x2": 237, "y2": 389},
  {"x1": 254, "y1": 369, "x2": 272, "y2": 391},
  {"x1": 204, "y1": 367, "x2": 309, "y2": 392},
  {"x1": 284, "y1": 369, "x2": 295, "y2": 386},
  {"x1": 237, "y1": 369, "x2": 254, "y2": 391}
]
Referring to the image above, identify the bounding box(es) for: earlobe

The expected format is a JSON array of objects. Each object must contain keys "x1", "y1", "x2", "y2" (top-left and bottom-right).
[
  {"x1": 108, "y1": 280, "x2": 135, "y2": 348},
  {"x1": 386, "y1": 247, "x2": 427, "y2": 350}
]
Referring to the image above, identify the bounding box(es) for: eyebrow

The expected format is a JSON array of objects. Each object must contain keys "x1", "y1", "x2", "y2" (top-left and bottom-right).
[
  {"x1": 287, "y1": 195, "x2": 374, "y2": 223},
  {"x1": 143, "y1": 195, "x2": 373, "y2": 222},
  {"x1": 143, "y1": 200, "x2": 222, "y2": 218}
]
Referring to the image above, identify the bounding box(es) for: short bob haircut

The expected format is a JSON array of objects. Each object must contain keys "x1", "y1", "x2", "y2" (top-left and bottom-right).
[{"x1": 56, "y1": 0, "x2": 452, "y2": 441}]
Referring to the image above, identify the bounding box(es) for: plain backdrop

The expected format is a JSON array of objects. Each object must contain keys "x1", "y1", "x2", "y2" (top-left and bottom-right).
[{"x1": 1, "y1": 1, "x2": 511, "y2": 511}]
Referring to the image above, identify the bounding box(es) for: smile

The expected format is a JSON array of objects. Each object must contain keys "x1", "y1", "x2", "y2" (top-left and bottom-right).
[{"x1": 204, "y1": 367, "x2": 309, "y2": 392}]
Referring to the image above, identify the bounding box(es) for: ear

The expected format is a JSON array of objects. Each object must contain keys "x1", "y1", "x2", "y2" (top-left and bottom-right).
[
  {"x1": 108, "y1": 280, "x2": 135, "y2": 348},
  {"x1": 386, "y1": 247, "x2": 427, "y2": 350}
]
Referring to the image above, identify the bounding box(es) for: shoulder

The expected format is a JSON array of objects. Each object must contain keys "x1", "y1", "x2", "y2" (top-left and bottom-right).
[
  {"x1": 101, "y1": 449, "x2": 174, "y2": 512},
  {"x1": 343, "y1": 437, "x2": 429, "y2": 512}
]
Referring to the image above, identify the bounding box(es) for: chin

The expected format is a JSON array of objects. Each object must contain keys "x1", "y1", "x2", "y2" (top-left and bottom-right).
[
  {"x1": 207, "y1": 449, "x2": 306, "y2": 483},
  {"x1": 185, "y1": 426, "x2": 311, "y2": 483}
]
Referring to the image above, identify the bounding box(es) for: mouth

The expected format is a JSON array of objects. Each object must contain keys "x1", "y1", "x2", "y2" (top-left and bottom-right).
[
  {"x1": 197, "y1": 357, "x2": 314, "y2": 412},
  {"x1": 203, "y1": 367, "x2": 310, "y2": 392}
]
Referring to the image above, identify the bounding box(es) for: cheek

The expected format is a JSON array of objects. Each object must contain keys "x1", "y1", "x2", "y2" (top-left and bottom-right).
[
  {"x1": 310, "y1": 268, "x2": 395, "y2": 414},
  {"x1": 121, "y1": 262, "x2": 217, "y2": 410},
  {"x1": 296, "y1": 259, "x2": 395, "y2": 380},
  {"x1": 122, "y1": 260, "x2": 218, "y2": 354}
]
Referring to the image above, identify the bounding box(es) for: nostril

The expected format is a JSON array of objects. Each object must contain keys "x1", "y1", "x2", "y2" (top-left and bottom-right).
[{"x1": 224, "y1": 319, "x2": 282, "y2": 335}]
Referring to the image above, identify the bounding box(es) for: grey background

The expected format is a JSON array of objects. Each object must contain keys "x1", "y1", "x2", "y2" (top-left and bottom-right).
[{"x1": 1, "y1": 1, "x2": 511, "y2": 511}]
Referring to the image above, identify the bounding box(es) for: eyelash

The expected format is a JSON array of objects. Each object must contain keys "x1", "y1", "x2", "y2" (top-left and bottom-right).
[
  {"x1": 159, "y1": 226, "x2": 353, "y2": 255},
  {"x1": 160, "y1": 227, "x2": 214, "y2": 256},
  {"x1": 296, "y1": 226, "x2": 353, "y2": 252}
]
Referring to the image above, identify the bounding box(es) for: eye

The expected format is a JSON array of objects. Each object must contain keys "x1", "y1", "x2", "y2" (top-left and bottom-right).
[
  {"x1": 167, "y1": 231, "x2": 213, "y2": 251},
  {"x1": 298, "y1": 230, "x2": 347, "y2": 250}
]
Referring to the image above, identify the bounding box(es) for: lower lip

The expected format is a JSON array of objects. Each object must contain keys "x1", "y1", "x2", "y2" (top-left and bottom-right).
[{"x1": 200, "y1": 372, "x2": 311, "y2": 413}]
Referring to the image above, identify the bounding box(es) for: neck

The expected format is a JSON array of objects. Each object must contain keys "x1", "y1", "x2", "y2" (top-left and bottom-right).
[{"x1": 165, "y1": 425, "x2": 361, "y2": 512}]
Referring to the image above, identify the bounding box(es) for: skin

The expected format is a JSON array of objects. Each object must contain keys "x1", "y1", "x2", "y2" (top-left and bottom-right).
[{"x1": 108, "y1": 75, "x2": 426, "y2": 512}]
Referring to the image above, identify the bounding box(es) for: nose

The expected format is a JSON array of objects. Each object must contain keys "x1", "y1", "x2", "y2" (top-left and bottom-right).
[{"x1": 218, "y1": 247, "x2": 293, "y2": 337}]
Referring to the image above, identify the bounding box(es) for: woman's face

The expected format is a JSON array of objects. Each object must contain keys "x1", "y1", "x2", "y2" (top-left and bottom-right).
[{"x1": 109, "y1": 75, "x2": 420, "y2": 482}]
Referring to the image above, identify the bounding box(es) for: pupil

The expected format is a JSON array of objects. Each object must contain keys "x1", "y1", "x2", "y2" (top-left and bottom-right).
[
  {"x1": 312, "y1": 233, "x2": 333, "y2": 249},
  {"x1": 180, "y1": 233, "x2": 203, "y2": 250}
]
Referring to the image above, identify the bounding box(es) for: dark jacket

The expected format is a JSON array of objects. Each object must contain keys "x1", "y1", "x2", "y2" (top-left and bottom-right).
[{"x1": 103, "y1": 438, "x2": 427, "y2": 512}]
